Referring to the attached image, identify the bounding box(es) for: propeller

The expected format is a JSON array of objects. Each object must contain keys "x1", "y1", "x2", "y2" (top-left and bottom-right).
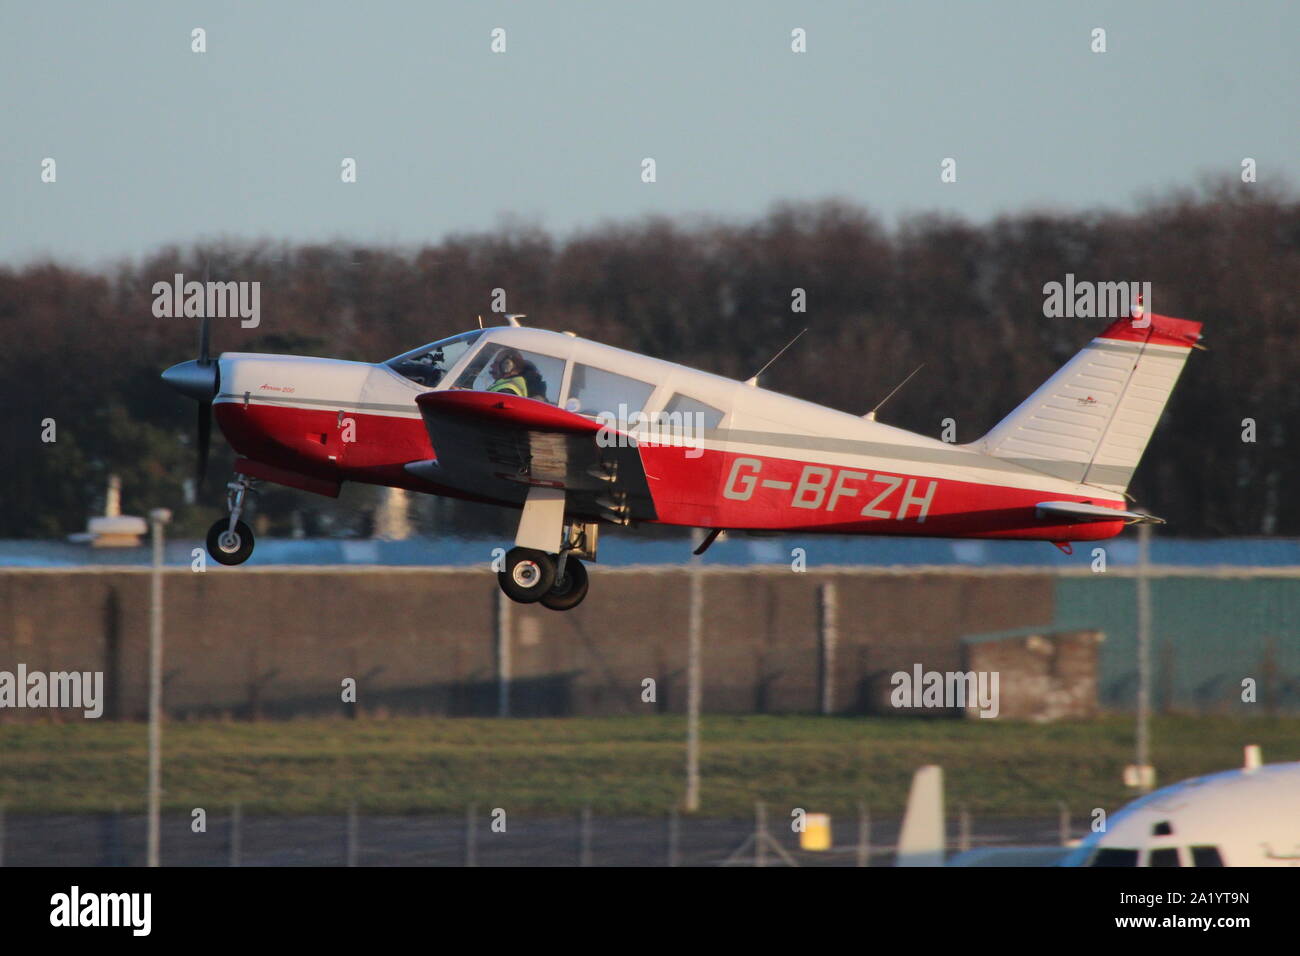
[
  {"x1": 160, "y1": 260, "x2": 220, "y2": 489},
  {"x1": 196, "y1": 309, "x2": 214, "y2": 487}
]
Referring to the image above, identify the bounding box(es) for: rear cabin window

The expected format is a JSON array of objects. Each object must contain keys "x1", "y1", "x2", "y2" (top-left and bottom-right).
[
  {"x1": 662, "y1": 392, "x2": 725, "y2": 431},
  {"x1": 567, "y1": 364, "x2": 655, "y2": 419}
]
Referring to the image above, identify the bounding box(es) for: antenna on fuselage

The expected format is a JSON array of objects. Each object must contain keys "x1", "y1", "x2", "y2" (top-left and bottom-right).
[
  {"x1": 864, "y1": 364, "x2": 924, "y2": 421},
  {"x1": 505, "y1": 313, "x2": 526, "y2": 327},
  {"x1": 745, "y1": 327, "x2": 807, "y2": 387},
  {"x1": 477, "y1": 314, "x2": 484, "y2": 329}
]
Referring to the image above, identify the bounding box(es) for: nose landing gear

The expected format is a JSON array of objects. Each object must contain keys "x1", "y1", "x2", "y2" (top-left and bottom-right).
[{"x1": 205, "y1": 475, "x2": 257, "y2": 566}]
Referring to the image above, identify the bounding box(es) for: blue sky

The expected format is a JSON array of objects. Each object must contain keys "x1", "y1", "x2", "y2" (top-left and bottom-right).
[{"x1": 3, "y1": 0, "x2": 1296, "y2": 266}]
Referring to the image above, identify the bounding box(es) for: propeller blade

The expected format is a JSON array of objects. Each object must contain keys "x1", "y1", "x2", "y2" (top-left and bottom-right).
[
  {"x1": 199, "y1": 256, "x2": 212, "y2": 364},
  {"x1": 197, "y1": 401, "x2": 212, "y2": 488},
  {"x1": 199, "y1": 313, "x2": 212, "y2": 366}
]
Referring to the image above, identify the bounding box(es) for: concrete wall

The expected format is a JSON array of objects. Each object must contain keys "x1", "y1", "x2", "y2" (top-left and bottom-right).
[{"x1": 0, "y1": 567, "x2": 1054, "y2": 720}]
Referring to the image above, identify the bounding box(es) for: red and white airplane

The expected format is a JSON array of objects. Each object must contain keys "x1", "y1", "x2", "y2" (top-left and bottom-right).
[{"x1": 162, "y1": 307, "x2": 1202, "y2": 610}]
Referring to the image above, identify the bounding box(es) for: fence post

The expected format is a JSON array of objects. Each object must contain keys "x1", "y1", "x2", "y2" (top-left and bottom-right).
[
  {"x1": 229, "y1": 802, "x2": 242, "y2": 867},
  {"x1": 579, "y1": 806, "x2": 593, "y2": 867},
  {"x1": 667, "y1": 808, "x2": 680, "y2": 868},
  {"x1": 466, "y1": 804, "x2": 478, "y2": 867},
  {"x1": 856, "y1": 802, "x2": 870, "y2": 867},
  {"x1": 346, "y1": 801, "x2": 359, "y2": 867}
]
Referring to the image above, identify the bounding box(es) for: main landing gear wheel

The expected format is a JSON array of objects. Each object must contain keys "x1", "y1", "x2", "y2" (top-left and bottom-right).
[
  {"x1": 541, "y1": 557, "x2": 589, "y2": 612},
  {"x1": 206, "y1": 519, "x2": 255, "y2": 566},
  {"x1": 498, "y1": 547, "x2": 556, "y2": 603}
]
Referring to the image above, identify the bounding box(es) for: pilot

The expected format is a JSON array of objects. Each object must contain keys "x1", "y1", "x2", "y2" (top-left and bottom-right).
[{"x1": 487, "y1": 349, "x2": 529, "y2": 397}]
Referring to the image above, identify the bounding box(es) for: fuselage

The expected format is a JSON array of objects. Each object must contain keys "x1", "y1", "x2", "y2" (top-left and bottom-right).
[{"x1": 211, "y1": 326, "x2": 1125, "y2": 541}]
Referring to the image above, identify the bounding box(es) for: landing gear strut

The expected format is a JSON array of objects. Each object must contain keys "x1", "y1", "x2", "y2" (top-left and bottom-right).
[
  {"x1": 495, "y1": 499, "x2": 597, "y2": 611},
  {"x1": 206, "y1": 475, "x2": 256, "y2": 566}
]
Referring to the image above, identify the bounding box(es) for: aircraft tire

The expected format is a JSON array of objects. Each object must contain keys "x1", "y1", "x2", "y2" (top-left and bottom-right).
[
  {"x1": 206, "y1": 519, "x2": 255, "y2": 566},
  {"x1": 540, "y1": 557, "x2": 589, "y2": 611},
  {"x1": 498, "y1": 547, "x2": 556, "y2": 603}
]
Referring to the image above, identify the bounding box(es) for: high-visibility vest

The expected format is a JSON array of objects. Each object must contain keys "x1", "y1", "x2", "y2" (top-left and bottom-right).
[{"x1": 488, "y1": 375, "x2": 527, "y2": 397}]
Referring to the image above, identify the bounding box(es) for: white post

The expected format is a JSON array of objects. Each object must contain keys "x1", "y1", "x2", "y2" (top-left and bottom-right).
[
  {"x1": 1136, "y1": 521, "x2": 1153, "y2": 790},
  {"x1": 685, "y1": 530, "x2": 704, "y2": 812},
  {"x1": 146, "y1": 508, "x2": 170, "y2": 868},
  {"x1": 818, "y1": 581, "x2": 838, "y2": 715}
]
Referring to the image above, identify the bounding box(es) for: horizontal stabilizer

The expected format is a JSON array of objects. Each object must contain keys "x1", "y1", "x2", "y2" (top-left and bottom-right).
[{"x1": 1035, "y1": 500, "x2": 1163, "y2": 524}]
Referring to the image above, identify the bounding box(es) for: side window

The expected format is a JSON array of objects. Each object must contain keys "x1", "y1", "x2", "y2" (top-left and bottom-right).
[
  {"x1": 1190, "y1": 846, "x2": 1224, "y2": 867},
  {"x1": 1147, "y1": 847, "x2": 1181, "y2": 867},
  {"x1": 454, "y1": 343, "x2": 565, "y2": 404},
  {"x1": 1089, "y1": 847, "x2": 1139, "y2": 867},
  {"x1": 567, "y1": 364, "x2": 655, "y2": 418},
  {"x1": 662, "y1": 392, "x2": 725, "y2": 431}
]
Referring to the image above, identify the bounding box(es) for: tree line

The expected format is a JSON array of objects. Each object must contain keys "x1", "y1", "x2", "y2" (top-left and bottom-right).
[{"x1": 1, "y1": 179, "x2": 1296, "y2": 539}]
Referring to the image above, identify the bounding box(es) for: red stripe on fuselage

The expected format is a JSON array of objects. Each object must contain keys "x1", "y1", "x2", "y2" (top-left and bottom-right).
[{"x1": 218, "y1": 400, "x2": 1125, "y2": 541}]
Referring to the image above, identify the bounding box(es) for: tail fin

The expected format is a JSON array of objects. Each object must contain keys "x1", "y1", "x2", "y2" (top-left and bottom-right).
[{"x1": 976, "y1": 312, "x2": 1202, "y2": 495}]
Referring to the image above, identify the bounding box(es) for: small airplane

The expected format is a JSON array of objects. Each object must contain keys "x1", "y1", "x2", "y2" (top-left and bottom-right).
[
  {"x1": 162, "y1": 305, "x2": 1202, "y2": 610},
  {"x1": 1059, "y1": 749, "x2": 1300, "y2": 867},
  {"x1": 916, "y1": 747, "x2": 1299, "y2": 867}
]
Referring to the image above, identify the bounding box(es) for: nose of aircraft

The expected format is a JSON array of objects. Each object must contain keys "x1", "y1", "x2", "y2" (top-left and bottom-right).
[{"x1": 161, "y1": 359, "x2": 219, "y2": 402}]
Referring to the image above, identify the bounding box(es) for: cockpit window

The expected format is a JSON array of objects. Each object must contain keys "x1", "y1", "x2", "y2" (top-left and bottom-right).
[
  {"x1": 1089, "y1": 848, "x2": 1139, "y2": 867},
  {"x1": 1148, "y1": 847, "x2": 1181, "y2": 867},
  {"x1": 1190, "y1": 845, "x2": 1224, "y2": 867},
  {"x1": 386, "y1": 331, "x2": 483, "y2": 388},
  {"x1": 453, "y1": 342, "x2": 564, "y2": 404}
]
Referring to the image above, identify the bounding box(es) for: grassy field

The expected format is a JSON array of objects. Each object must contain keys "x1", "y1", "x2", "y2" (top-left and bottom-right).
[{"x1": 2, "y1": 714, "x2": 1297, "y2": 817}]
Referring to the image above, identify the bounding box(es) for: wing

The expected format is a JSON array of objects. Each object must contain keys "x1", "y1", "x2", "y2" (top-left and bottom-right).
[{"x1": 405, "y1": 389, "x2": 657, "y2": 523}]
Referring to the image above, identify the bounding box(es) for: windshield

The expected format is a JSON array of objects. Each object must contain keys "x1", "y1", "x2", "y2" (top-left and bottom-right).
[{"x1": 385, "y1": 331, "x2": 483, "y2": 387}]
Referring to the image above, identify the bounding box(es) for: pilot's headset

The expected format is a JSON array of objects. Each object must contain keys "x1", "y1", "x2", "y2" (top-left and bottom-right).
[{"x1": 492, "y1": 349, "x2": 523, "y2": 379}]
